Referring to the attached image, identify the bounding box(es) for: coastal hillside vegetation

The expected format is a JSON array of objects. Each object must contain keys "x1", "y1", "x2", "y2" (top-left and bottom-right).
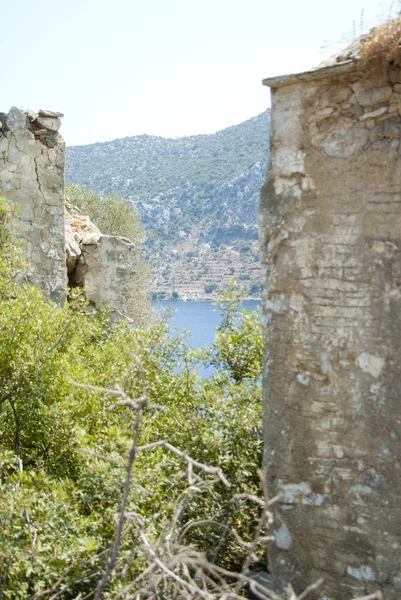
[
  {"x1": 66, "y1": 112, "x2": 270, "y2": 298},
  {"x1": 67, "y1": 184, "x2": 145, "y2": 245},
  {"x1": 0, "y1": 198, "x2": 264, "y2": 597}
]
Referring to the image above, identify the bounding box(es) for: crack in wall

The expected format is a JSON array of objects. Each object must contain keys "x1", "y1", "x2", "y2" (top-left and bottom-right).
[
  {"x1": 261, "y1": 49, "x2": 401, "y2": 600},
  {"x1": 33, "y1": 155, "x2": 45, "y2": 202},
  {"x1": 0, "y1": 107, "x2": 67, "y2": 302}
]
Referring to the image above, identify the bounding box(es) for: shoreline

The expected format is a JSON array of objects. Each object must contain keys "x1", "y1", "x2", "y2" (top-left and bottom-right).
[{"x1": 151, "y1": 297, "x2": 262, "y2": 303}]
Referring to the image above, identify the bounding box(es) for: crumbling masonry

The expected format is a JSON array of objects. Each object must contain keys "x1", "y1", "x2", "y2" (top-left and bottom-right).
[
  {"x1": 0, "y1": 106, "x2": 138, "y2": 316},
  {"x1": 0, "y1": 107, "x2": 67, "y2": 301},
  {"x1": 260, "y1": 33, "x2": 401, "y2": 600}
]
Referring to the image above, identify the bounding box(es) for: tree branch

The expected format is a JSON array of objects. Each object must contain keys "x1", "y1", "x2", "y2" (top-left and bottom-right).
[{"x1": 135, "y1": 440, "x2": 230, "y2": 487}]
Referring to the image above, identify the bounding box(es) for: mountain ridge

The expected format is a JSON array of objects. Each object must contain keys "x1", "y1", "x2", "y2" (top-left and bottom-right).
[{"x1": 66, "y1": 110, "x2": 270, "y2": 299}]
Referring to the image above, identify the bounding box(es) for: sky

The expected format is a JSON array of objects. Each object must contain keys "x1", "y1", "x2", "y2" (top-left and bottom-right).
[{"x1": 2, "y1": 0, "x2": 400, "y2": 146}]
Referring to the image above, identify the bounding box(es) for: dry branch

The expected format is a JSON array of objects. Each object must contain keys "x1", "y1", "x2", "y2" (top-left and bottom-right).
[
  {"x1": 358, "y1": 16, "x2": 401, "y2": 76},
  {"x1": 64, "y1": 378, "x2": 384, "y2": 600},
  {"x1": 93, "y1": 394, "x2": 146, "y2": 600},
  {"x1": 136, "y1": 440, "x2": 230, "y2": 487}
]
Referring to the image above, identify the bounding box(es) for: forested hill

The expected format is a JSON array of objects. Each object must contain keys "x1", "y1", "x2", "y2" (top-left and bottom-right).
[
  {"x1": 66, "y1": 111, "x2": 270, "y2": 244},
  {"x1": 66, "y1": 111, "x2": 270, "y2": 298}
]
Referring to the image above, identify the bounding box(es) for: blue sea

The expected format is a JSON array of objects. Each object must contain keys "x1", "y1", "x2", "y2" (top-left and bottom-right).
[{"x1": 152, "y1": 299, "x2": 261, "y2": 377}]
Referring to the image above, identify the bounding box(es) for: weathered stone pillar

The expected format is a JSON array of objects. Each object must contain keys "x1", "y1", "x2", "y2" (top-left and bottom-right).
[
  {"x1": 0, "y1": 107, "x2": 66, "y2": 302},
  {"x1": 260, "y1": 45, "x2": 401, "y2": 599},
  {"x1": 83, "y1": 235, "x2": 141, "y2": 317}
]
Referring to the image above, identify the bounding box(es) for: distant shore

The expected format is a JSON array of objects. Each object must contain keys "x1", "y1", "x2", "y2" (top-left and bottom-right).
[{"x1": 151, "y1": 295, "x2": 262, "y2": 303}]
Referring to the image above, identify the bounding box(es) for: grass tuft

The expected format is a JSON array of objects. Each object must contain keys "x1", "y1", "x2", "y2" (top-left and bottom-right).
[{"x1": 358, "y1": 16, "x2": 401, "y2": 77}]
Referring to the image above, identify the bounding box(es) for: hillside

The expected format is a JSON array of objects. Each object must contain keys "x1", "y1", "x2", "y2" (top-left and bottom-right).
[{"x1": 66, "y1": 111, "x2": 270, "y2": 298}]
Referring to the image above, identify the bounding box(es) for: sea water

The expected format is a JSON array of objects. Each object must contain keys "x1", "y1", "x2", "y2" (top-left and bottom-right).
[{"x1": 152, "y1": 299, "x2": 261, "y2": 377}]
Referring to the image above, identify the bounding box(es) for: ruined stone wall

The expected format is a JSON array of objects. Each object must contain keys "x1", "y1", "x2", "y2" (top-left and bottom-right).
[
  {"x1": 0, "y1": 106, "x2": 143, "y2": 319},
  {"x1": 0, "y1": 107, "x2": 66, "y2": 302},
  {"x1": 260, "y1": 63, "x2": 401, "y2": 598}
]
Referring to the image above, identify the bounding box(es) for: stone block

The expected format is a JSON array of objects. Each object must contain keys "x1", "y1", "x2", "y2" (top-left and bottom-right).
[
  {"x1": 36, "y1": 116, "x2": 61, "y2": 132},
  {"x1": 352, "y1": 82, "x2": 392, "y2": 107}
]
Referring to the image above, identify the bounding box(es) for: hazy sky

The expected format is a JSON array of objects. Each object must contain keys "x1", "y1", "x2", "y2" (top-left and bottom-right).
[{"x1": 2, "y1": 0, "x2": 400, "y2": 145}]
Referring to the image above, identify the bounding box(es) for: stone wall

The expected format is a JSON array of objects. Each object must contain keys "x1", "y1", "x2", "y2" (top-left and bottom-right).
[
  {"x1": 65, "y1": 203, "x2": 141, "y2": 318},
  {"x1": 0, "y1": 107, "x2": 66, "y2": 302},
  {"x1": 0, "y1": 107, "x2": 141, "y2": 318},
  {"x1": 260, "y1": 49, "x2": 401, "y2": 598}
]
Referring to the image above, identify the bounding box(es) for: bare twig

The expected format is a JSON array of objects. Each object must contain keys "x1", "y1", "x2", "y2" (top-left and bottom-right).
[
  {"x1": 66, "y1": 375, "x2": 144, "y2": 407},
  {"x1": 111, "y1": 564, "x2": 158, "y2": 600},
  {"x1": 135, "y1": 440, "x2": 230, "y2": 487},
  {"x1": 295, "y1": 578, "x2": 324, "y2": 600},
  {"x1": 203, "y1": 562, "x2": 283, "y2": 600},
  {"x1": 233, "y1": 493, "x2": 265, "y2": 507},
  {"x1": 233, "y1": 471, "x2": 281, "y2": 596},
  {"x1": 93, "y1": 392, "x2": 147, "y2": 600},
  {"x1": 133, "y1": 516, "x2": 214, "y2": 600}
]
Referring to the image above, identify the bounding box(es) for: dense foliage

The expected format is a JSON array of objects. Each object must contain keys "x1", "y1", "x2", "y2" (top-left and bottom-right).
[
  {"x1": 66, "y1": 111, "x2": 270, "y2": 248},
  {"x1": 0, "y1": 199, "x2": 263, "y2": 598},
  {"x1": 210, "y1": 285, "x2": 263, "y2": 383},
  {"x1": 67, "y1": 183, "x2": 145, "y2": 245}
]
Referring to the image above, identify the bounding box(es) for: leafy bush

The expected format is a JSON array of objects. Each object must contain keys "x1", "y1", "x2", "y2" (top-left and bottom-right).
[
  {"x1": 249, "y1": 280, "x2": 261, "y2": 296},
  {"x1": 204, "y1": 282, "x2": 218, "y2": 294},
  {"x1": 67, "y1": 183, "x2": 144, "y2": 244},
  {"x1": 0, "y1": 201, "x2": 263, "y2": 595},
  {"x1": 209, "y1": 284, "x2": 263, "y2": 383}
]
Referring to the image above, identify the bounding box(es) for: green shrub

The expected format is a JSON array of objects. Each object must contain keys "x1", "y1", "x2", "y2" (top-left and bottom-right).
[
  {"x1": 204, "y1": 282, "x2": 218, "y2": 294},
  {"x1": 67, "y1": 184, "x2": 144, "y2": 244},
  {"x1": 209, "y1": 283, "x2": 263, "y2": 383},
  {"x1": 249, "y1": 280, "x2": 261, "y2": 296},
  {"x1": 0, "y1": 200, "x2": 263, "y2": 595}
]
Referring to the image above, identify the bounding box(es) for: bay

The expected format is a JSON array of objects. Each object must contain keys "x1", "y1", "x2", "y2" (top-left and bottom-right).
[{"x1": 152, "y1": 299, "x2": 262, "y2": 377}]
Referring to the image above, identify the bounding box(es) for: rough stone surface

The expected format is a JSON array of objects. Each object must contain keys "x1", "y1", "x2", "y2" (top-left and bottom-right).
[
  {"x1": 0, "y1": 106, "x2": 66, "y2": 301},
  {"x1": 0, "y1": 107, "x2": 141, "y2": 318},
  {"x1": 261, "y1": 58, "x2": 401, "y2": 599},
  {"x1": 352, "y1": 82, "x2": 393, "y2": 107},
  {"x1": 65, "y1": 202, "x2": 101, "y2": 280},
  {"x1": 36, "y1": 116, "x2": 62, "y2": 133},
  {"x1": 65, "y1": 202, "x2": 138, "y2": 317},
  {"x1": 83, "y1": 235, "x2": 140, "y2": 318}
]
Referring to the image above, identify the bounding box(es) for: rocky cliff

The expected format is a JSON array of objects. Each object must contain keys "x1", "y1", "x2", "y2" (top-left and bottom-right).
[{"x1": 0, "y1": 107, "x2": 141, "y2": 318}]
